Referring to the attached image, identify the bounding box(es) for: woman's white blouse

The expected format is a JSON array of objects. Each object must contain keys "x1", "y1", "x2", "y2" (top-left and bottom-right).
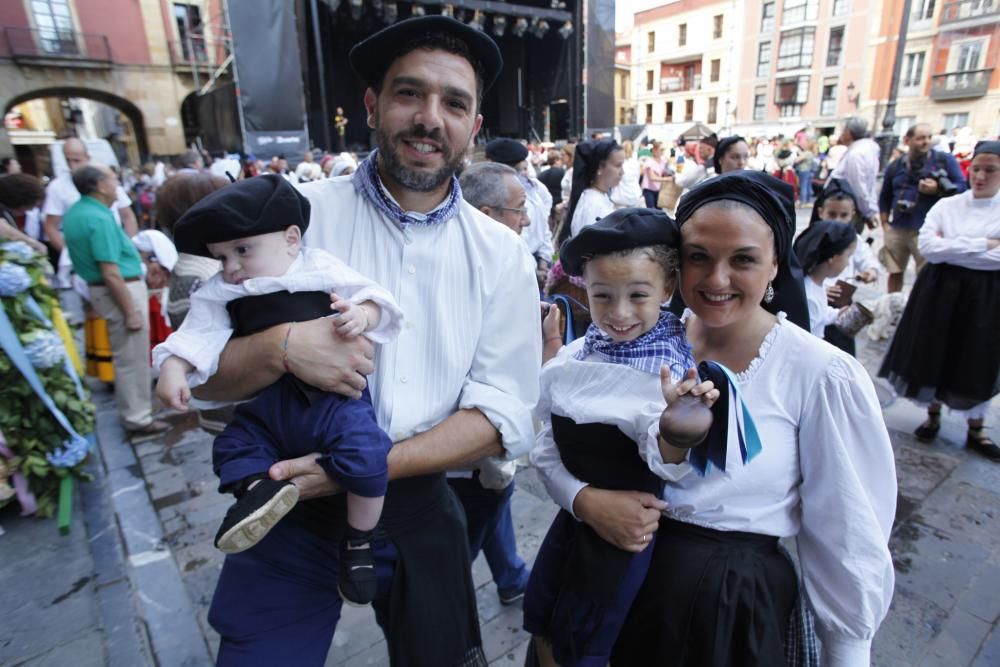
[
  {"x1": 531, "y1": 313, "x2": 897, "y2": 667},
  {"x1": 569, "y1": 188, "x2": 616, "y2": 239},
  {"x1": 919, "y1": 190, "x2": 1000, "y2": 271}
]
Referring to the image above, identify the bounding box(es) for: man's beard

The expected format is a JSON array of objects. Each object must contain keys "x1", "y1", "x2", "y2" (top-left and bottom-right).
[{"x1": 374, "y1": 120, "x2": 465, "y2": 192}]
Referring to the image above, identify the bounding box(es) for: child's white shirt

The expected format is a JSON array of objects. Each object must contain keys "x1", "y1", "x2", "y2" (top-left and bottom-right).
[{"x1": 152, "y1": 246, "x2": 404, "y2": 387}]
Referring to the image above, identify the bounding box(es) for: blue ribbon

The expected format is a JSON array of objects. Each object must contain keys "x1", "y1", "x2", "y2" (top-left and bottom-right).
[
  {"x1": 0, "y1": 300, "x2": 91, "y2": 463},
  {"x1": 689, "y1": 360, "x2": 763, "y2": 475},
  {"x1": 23, "y1": 296, "x2": 85, "y2": 401}
]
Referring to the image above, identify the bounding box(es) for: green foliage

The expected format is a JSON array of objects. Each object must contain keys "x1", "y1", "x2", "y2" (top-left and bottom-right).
[{"x1": 0, "y1": 245, "x2": 95, "y2": 517}]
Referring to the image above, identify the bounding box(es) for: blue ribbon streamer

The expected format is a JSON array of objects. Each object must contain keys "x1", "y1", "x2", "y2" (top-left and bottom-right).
[
  {"x1": 0, "y1": 300, "x2": 90, "y2": 455},
  {"x1": 23, "y1": 296, "x2": 86, "y2": 401},
  {"x1": 689, "y1": 360, "x2": 763, "y2": 475}
]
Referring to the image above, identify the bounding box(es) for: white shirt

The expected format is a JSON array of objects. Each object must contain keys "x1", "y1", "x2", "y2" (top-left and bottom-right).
[
  {"x1": 560, "y1": 168, "x2": 573, "y2": 202},
  {"x1": 42, "y1": 173, "x2": 132, "y2": 227},
  {"x1": 829, "y1": 138, "x2": 881, "y2": 218},
  {"x1": 298, "y1": 177, "x2": 541, "y2": 457},
  {"x1": 532, "y1": 313, "x2": 896, "y2": 666},
  {"x1": 611, "y1": 157, "x2": 644, "y2": 207},
  {"x1": 674, "y1": 162, "x2": 711, "y2": 191},
  {"x1": 153, "y1": 247, "x2": 403, "y2": 387},
  {"x1": 804, "y1": 277, "x2": 840, "y2": 338},
  {"x1": 918, "y1": 190, "x2": 1000, "y2": 271},
  {"x1": 521, "y1": 176, "x2": 555, "y2": 261},
  {"x1": 570, "y1": 188, "x2": 615, "y2": 239}
]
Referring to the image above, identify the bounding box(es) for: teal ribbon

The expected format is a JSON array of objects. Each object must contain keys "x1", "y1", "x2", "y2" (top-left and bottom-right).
[{"x1": 690, "y1": 360, "x2": 763, "y2": 475}]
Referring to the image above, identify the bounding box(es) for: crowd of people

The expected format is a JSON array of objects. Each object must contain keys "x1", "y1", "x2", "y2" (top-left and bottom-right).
[{"x1": 1, "y1": 12, "x2": 998, "y2": 667}]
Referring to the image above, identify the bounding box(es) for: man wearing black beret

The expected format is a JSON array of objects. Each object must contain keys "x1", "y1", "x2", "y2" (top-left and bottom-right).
[
  {"x1": 196, "y1": 15, "x2": 541, "y2": 667},
  {"x1": 486, "y1": 138, "x2": 555, "y2": 288}
]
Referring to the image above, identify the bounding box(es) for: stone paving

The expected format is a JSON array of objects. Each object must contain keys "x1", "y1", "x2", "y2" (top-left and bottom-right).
[{"x1": 2, "y1": 209, "x2": 999, "y2": 666}]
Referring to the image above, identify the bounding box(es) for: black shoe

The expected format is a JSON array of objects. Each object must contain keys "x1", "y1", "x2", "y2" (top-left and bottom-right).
[
  {"x1": 338, "y1": 528, "x2": 377, "y2": 607},
  {"x1": 914, "y1": 415, "x2": 941, "y2": 442},
  {"x1": 214, "y1": 479, "x2": 299, "y2": 554},
  {"x1": 967, "y1": 428, "x2": 1000, "y2": 462}
]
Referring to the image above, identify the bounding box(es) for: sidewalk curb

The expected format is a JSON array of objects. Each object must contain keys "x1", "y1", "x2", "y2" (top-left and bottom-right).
[{"x1": 90, "y1": 385, "x2": 213, "y2": 666}]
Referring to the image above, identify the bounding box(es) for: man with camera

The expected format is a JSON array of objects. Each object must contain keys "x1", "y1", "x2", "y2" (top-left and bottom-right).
[{"x1": 879, "y1": 123, "x2": 966, "y2": 293}]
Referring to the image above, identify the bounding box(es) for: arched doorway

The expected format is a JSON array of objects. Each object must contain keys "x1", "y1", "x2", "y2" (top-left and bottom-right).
[
  {"x1": 4, "y1": 87, "x2": 149, "y2": 174},
  {"x1": 180, "y1": 84, "x2": 242, "y2": 155}
]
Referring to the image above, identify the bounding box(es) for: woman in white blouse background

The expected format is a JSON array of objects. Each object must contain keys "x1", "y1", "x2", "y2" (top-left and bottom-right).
[
  {"x1": 554, "y1": 139, "x2": 625, "y2": 246},
  {"x1": 534, "y1": 171, "x2": 897, "y2": 666},
  {"x1": 879, "y1": 141, "x2": 1000, "y2": 461}
]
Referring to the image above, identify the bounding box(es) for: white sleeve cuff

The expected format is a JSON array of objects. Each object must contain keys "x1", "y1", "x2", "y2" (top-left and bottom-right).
[
  {"x1": 819, "y1": 633, "x2": 872, "y2": 667},
  {"x1": 643, "y1": 420, "x2": 694, "y2": 482}
]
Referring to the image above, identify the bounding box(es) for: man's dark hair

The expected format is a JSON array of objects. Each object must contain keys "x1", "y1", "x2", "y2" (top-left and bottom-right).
[
  {"x1": 904, "y1": 125, "x2": 917, "y2": 140},
  {"x1": 373, "y1": 31, "x2": 486, "y2": 110},
  {"x1": 72, "y1": 165, "x2": 108, "y2": 196},
  {"x1": 0, "y1": 173, "x2": 45, "y2": 209}
]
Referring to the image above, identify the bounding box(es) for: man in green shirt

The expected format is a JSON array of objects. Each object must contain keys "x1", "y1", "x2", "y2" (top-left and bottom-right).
[{"x1": 63, "y1": 165, "x2": 170, "y2": 441}]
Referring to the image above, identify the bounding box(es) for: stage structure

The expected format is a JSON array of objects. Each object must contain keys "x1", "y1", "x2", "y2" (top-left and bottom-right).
[{"x1": 299, "y1": 0, "x2": 613, "y2": 148}]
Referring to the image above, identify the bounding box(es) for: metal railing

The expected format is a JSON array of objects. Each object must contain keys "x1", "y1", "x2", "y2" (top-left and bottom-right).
[
  {"x1": 930, "y1": 68, "x2": 994, "y2": 99},
  {"x1": 660, "y1": 74, "x2": 702, "y2": 93},
  {"x1": 2, "y1": 26, "x2": 111, "y2": 63},
  {"x1": 168, "y1": 35, "x2": 226, "y2": 67},
  {"x1": 940, "y1": 0, "x2": 998, "y2": 24}
]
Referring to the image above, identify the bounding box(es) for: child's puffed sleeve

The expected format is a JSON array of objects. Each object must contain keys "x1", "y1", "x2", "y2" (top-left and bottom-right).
[
  {"x1": 796, "y1": 354, "x2": 896, "y2": 667},
  {"x1": 151, "y1": 277, "x2": 234, "y2": 387}
]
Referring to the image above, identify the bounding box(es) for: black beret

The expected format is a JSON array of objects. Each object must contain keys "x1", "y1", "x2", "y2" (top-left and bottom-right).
[
  {"x1": 172, "y1": 174, "x2": 310, "y2": 258},
  {"x1": 560, "y1": 207, "x2": 680, "y2": 277},
  {"x1": 349, "y1": 16, "x2": 503, "y2": 93},
  {"x1": 486, "y1": 138, "x2": 529, "y2": 165}
]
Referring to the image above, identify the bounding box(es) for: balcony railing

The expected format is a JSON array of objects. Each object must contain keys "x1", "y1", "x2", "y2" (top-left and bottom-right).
[
  {"x1": 660, "y1": 74, "x2": 702, "y2": 93},
  {"x1": 930, "y1": 68, "x2": 994, "y2": 99},
  {"x1": 2, "y1": 27, "x2": 111, "y2": 64},
  {"x1": 941, "y1": 0, "x2": 998, "y2": 25}
]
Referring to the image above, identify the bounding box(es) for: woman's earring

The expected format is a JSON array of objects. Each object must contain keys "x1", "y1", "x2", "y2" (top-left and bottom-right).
[{"x1": 764, "y1": 281, "x2": 775, "y2": 304}]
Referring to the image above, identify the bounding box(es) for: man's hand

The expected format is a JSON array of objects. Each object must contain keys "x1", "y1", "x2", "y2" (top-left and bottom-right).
[
  {"x1": 917, "y1": 177, "x2": 939, "y2": 196},
  {"x1": 285, "y1": 318, "x2": 374, "y2": 398},
  {"x1": 269, "y1": 454, "x2": 342, "y2": 500},
  {"x1": 856, "y1": 269, "x2": 877, "y2": 283},
  {"x1": 866, "y1": 214, "x2": 880, "y2": 230},
  {"x1": 573, "y1": 486, "x2": 666, "y2": 553},
  {"x1": 988, "y1": 239, "x2": 1000, "y2": 251},
  {"x1": 125, "y1": 309, "x2": 144, "y2": 331}
]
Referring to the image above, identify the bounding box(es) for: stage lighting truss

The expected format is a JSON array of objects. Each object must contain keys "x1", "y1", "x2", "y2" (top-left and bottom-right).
[
  {"x1": 558, "y1": 20, "x2": 572, "y2": 38},
  {"x1": 512, "y1": 16, "x2": 529, "y2": 37},
  {"x1": 492, "y1": 14, "x2": 507, "y2": 36}
]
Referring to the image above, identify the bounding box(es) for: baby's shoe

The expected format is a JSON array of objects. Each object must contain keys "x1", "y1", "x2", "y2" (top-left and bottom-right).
[
  {"x1": 659, "y1": 393, "x2": 713, "y2": 448},
  {"x1": 338, "y1": 526, "x2": 377, "y2": 606},
  {"x1": 214, "y1": 479, "x2": 299, "y2": 554}
]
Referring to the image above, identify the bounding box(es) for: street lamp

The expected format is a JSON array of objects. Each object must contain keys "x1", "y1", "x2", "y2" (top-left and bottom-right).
[{"x1": 875, "y1": 0, "x2": 915, "y2": 169}]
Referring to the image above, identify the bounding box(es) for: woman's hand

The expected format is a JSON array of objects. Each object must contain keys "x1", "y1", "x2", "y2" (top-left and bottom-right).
[
  {"x1": 573, "y1": 486, "x2": 666, "y2": 553},
  {"x1": 541, "y1": 303, "x2": 563, "y2": 365}
]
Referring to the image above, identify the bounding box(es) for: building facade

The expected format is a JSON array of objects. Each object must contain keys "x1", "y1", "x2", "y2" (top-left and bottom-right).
[
  {"x1": 625, "y1": 0, "x2": 745, "y2": 140},
  {"x1": 733, "y1": 0, "x2": 874, "y2": 138},
  {"x1": 615, "y1": 35, "x2": 634, "y2": 126},
  {"x1": 863, "y1": 0, "x2": 999, "y2": 139},
  {"x1": 0, "y1": 0, "x2": 232, "y2": 168}
]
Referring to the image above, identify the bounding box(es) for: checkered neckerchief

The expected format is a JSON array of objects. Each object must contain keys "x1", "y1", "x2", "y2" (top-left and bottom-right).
[
  {"x1": 576, "y1": 308, "x2": 694, "y2": 377},
  {"x1": 351, "y1": 149, "x2": 462, "y2": 229}
]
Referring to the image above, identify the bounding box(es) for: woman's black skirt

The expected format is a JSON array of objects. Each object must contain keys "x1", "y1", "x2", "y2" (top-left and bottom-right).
[
  {"x1": 879, "y1": 262, "x2": 1000, "y2": 410},
  {"x1": 611, "y1": 517, "x2": 797, "y2": 667}
]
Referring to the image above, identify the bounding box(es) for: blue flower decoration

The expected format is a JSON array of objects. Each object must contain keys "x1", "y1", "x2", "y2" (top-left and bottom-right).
[
  {"x1": 46, "y1": 434, "x2": 90, "y2": 468},
  {"x1": 0, "y1": 262, "x2": 32, "y2": 296},
  {"x1": 24, "y1": 330, "x2": 66, "y2": 369},
  {"x1": 1, "y1": 241, "x2": 36, "y2": 262}
]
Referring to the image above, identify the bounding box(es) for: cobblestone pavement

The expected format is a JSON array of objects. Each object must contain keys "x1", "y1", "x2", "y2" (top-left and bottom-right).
[{"x1": 2, "y1": 210, "x2": 998, "y2": 666}]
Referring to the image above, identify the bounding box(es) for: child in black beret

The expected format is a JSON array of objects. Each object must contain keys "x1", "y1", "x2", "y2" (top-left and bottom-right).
[
  {"x1": 153, "y1": 174, "x2": 404, "y2": 607},
  {"x1": 525, "y1": 208, "x2": 721, "y2": 666}
]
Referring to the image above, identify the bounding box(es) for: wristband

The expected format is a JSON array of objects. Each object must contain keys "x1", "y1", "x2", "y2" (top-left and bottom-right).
[{"x1": 282, "y1": 322, "x2": 295, "y2": 372}]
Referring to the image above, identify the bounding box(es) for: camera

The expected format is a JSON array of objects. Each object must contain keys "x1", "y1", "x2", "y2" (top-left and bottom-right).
[
  {"x1": 896, "y1": 199, "x2": 916, "y2": 213},
  {"x1": 929, "y1": 169, "x2": 958, "y2": 196}
]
